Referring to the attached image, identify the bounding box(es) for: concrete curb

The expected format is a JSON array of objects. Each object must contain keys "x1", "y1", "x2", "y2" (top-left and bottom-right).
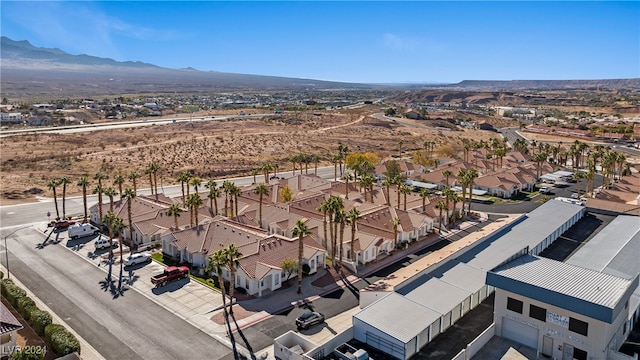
[{"x1": 0, "y1": 263, "x2": 106, "y2": 360}]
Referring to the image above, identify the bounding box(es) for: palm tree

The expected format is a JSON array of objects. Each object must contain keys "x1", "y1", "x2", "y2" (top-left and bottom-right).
[
  {"x1": 205, "y1": 180, "x2": 219, "y2": 216},
  {"x1": 103, "y1": 211, "x2": 118, "y2": 261},
  {"x1": 59, "y1": 176, "x2": 72, "y2": 219},
  {"x1": 112, "y1": 216, "x2": 127, "y2": 291},
  {"x1": 113, "y1": 174, "x2": 126, "y2": 198},
  {"x1": 93, "y1": 184, "x2": 104, "y2": 227},
  {"x1": 291, "y1": 155, "x2": 299, "y2": 176},
  {"x1": 103, "y1": 187, "x2": 117, "y2": 214},
  {"x1": 343, "y1": 172, "x2": 353, "y2": 199},
  {"x1": 77, "y1": 176, "x2": 91, "y2": 223},
  {"x1": 224, "y1": 244, "x2": 243, "y2": 314},
  {"x1": 419, "y1": 188, "x2": 430, "y2": 213},
  {"x1": 222, "y1": 180, "x2": 233, "y2": 217},
  {"x1": 229, "y1": 183, "x2": 241, "y2": 218},
  {"x1": 442, "y1": 170, "x2": 452, "y2": 187},
  {"x1": 332, "y1": 154, "x2": 341, "y2": 181},
  {"x1": 188, "y1": 193, "x2": 203, "y2": 226},
  {"x1": 206, "y1": 250, "x2": 230, "y2": 316},
  {"x1": 399, "y1": 184, "x2": 411, "y2": 211},
  {"x1": 128, "y1": 171, "x2": 140, "y2": 194},
  {"x1": 167, "y1": 203, "x2": 184, "y2": 229},
  {"x1": 450, "y1": 193, "x2": 463, "y2": 224},
  {"x1": 436, "y1": 200, "x2": 447, "y2": 233},
  {"x1": 190, "y1": 176, "x2": 202, "y2": 195},
  {"x1": 292, "y1": 220, "x2": 311, "y2": 294},
  {"x1": 398, "y1": 140, "x2": 404, "y2": 159},
  {"x1": 150, "y1": 162, "x2": 161, "y2": 198},
  {"x1": 393, "y1": 175, "x2": 404, "y2": 209},
  {"x1": 178, "y1": 172, "x2": 192, "y2": 204},
  {"x1": 391, "y1": 217, "x2": 400, "y2": 250},
  {"x1": 442, "y1": 187, "x2": 455, "y2": 227},
  {"x1": 47, "y1": 178, "x2": 61, "y2": 219},
  {"x1": 317, "y1": 198, "x2": 330, "y2": 248},
  {"x1": 573, "y1": 171, "x2": 585, "y2": 198},
  {"x1": 335, "y1": 209, "x2": 347, "y2": 269},
  {"x1": 466, "y1": 168, "x2": 478, "y2": 217},
  {"x1": 250, "y1": 169, "x2": 259, "y2": 184},
  {"x1": 145, "y1": 165, "x2": 154, "y2": 195},
  {"x1": 254, "y1": 183, "x2": 269, "y2": 228},
  {"x1": 261, "y1": 162, "x2": 273, "y2": 184},
  {"x1": 346, "y1": 208, "x2": 362, "y2": 262},
  {"x1": 382, "y1": 177, "x2": 393, "y2": 206},
  {"x1": 122, "y1": 188, "x2": 136, "y2": 249}
]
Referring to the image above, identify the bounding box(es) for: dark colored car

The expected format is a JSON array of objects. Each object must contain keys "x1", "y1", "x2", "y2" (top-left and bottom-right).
[
  {"x1": 296, "y1": 311, "x2": 325, "y2": 330},
  {"x1": 53, "y1": 220, "x2": 76, "y2": 229}
]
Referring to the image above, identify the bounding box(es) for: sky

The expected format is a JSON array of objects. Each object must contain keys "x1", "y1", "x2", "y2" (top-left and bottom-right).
[{"x1": 1, "y1": 1, "x2": 639, "y2": 84}]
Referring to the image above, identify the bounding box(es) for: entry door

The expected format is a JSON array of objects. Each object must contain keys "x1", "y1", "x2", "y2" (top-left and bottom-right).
[{"x1": 542, "y1": 335, "x2": 553, "y2": 358}]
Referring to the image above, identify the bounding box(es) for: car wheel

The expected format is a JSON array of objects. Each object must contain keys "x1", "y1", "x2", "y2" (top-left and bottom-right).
[{"x1": 161, "y1": 281, "x2": 167, "y2": 287}]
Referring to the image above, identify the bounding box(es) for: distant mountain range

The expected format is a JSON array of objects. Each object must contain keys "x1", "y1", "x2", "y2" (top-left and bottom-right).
[{"x1": 1, "y1": 36, "x2": 638, "y2": 99}]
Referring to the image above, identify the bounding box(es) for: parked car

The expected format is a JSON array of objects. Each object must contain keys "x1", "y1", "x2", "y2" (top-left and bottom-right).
[
  {"x1": 571, "y1": 192, "x2": 579, "y2": 199},
  {"x1": 68, "y1": 223, "x2": 100, "y2": 239},
  {"x1": 54, "y1": 220, "x2": 76, "y2": 229},
  {"x1": 151, "y1": 266, "x2": 189, "y2": 288},
  {"x1": 95, "y1": 236, "x2": 118, "y2": 250},
  {"x1": 123, "y1": 253, "x2": 152, "y2": 267},
  {"x1": 296, "y1": 311, "x2": 325, "y2": 330},
  {"x1": 539, "y1": 186, "x2": 551, "y2": 194}
]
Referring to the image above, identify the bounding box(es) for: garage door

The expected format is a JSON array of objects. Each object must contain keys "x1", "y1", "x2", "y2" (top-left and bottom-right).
[{"x1": 501, "y1": 317, "x2": 539, "y2": 349}]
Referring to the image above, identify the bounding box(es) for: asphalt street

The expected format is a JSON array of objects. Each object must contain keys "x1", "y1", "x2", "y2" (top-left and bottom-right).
[{"x1": 2, "y1": 226, "x2": 232, "y2": 360}]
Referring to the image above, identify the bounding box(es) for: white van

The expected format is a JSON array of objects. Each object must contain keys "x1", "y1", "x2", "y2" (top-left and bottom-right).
[{"x1": 68, "y1": 223, "x2": 100, "y2": 239}]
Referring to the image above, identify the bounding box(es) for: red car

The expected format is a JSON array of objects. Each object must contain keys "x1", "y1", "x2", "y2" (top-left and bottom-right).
[
  {"x1": 151, "y1": 266, "x2": 189, "y2": 288},
  {"x1": 53, "y1": 220, "x2": 76, "y2": 229}
]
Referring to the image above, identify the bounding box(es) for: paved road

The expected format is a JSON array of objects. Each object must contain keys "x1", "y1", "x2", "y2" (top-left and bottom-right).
[{"x1": 1, "y1": 226, "x2": 232, "y2": 360}]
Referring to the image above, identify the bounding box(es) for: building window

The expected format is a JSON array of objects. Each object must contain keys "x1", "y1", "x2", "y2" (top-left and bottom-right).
[
  {"x1": 275, "y1": 273, "x2": 280, "y2": 285},
  {"x1": 507, "y1": 297, "x2": 523, "y2": 314},
  {"x1": 569, "y1": 317, "x2": 588, "y2": 336},
  {"x1": 572, "y1": 347, "x2": 587, "y2": 360},
  {"x1": 529, "y1": 304, "x2": 546, "y2": 322},
  {"x1": 624, "y1": 322, "x2": 627, "y2": 335}
]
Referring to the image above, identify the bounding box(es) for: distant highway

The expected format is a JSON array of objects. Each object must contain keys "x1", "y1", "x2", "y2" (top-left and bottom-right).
[{"x1": 0, "y1": 113, "x2": 271, "y2": 137}]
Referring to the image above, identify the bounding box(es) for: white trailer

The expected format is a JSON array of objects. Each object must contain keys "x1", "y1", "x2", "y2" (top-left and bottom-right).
[{"x1": 68, "y1": 223, "x2": 100, "y2": 239}]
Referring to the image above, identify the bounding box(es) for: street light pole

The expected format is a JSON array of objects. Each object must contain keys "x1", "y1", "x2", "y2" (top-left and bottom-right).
[{"x1": 3, "y1": 226, "x2": 31, "y2": 279}]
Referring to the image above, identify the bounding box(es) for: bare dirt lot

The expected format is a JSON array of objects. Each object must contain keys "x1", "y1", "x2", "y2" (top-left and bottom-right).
[{"x1": 0, "y1": 109, "x2": 501, "y2": 205}]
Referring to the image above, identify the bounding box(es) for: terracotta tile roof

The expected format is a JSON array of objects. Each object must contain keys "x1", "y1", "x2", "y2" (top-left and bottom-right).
[{"x1": 1, "y1": 302, "x2": 23, "y2": 334}]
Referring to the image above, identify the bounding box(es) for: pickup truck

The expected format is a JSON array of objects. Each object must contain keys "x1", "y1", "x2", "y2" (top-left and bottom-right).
[
  {"x1": 334, "y1": 343, "x2": 371, "y2": 360},
  {"x1": 151, "y1": 266, "x2": 189, "y2": 288}
]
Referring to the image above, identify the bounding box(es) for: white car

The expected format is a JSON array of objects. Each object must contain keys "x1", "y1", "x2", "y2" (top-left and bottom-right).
[
  {"x1": 539, "y1": 186, "x2": 551, "y2": 194},
  {"x1": 95, "y1": 236, "x2": 118, "y2": 250},
  {"x1": 123, "y1": 253, "x2": 152, "y2": 267}
]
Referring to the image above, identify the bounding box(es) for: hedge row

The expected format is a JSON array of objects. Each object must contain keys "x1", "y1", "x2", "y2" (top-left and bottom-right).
[{"x1": 1, "y1": 279, "x2": 80, "y2": 356}]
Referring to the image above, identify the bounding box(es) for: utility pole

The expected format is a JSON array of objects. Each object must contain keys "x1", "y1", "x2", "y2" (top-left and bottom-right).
[{"x1": 3, "y1": 226, "x2": 31, "y2": 279}]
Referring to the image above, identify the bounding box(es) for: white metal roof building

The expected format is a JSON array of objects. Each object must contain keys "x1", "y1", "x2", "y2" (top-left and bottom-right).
[
  {"x1": 487, "y1": 254, "x2": 638, "y2": 360},
  {"x1": 352, "y1": 200, "x2": 586, "y2": 359}
]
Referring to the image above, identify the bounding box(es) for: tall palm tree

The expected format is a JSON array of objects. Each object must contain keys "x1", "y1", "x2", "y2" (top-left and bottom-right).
[
  {"x1": 47, "y1": 178, "x2": 61, "y2": 219},
  {"x1": 466, "y1": 168, "x2": 479, "y2": 217},
  {"x1": 382, "y1": 177, "x2": 393, "y2": 206},
  {"x1": 457, "y1": 169, "x2": 469, "y2": 217},
  {"x1": 167, "y1": 203, "x2": 184, "y2": 229},
  {"x1": 150, "y1": 162, "x2": 161, "y2": 198},
  {"x1": 222, "y1": 180, "x2": 233, "y2": 217},
  {"x1": 189, "y1": 193, "x2": 203, "y2": 226},
  {"x1": 184, "y1": 195, "x2": 194, "y2": 227},
  {"x1": 205, "y1": 180, "x2": 219, "y2": 216},
  {"x1": 399, "y1": 184, "x2": 411, "y2": 211},
  {"x1": 112, "y1": 216, "x2": 127, "y2": 291},
  {"x1": 224, "y1": 244, "x2": 243, "y2": 313},
  {"x1": 317, "y1": 198, "x2": 330, "y2": 248},
  {"x1": 178, "y1": 172, "x2": 192, "y2": 204},
  {"x1": 254, "y1": 183, "x2": 269, "y2": 228},
  {"x1": 347, "y1": 208, "x2": 362, "y2": 262},
  {"x1": 231, "y1": 183, "x2": 241, "y2": 218},
  {"x1": 442, "y1": 187, "x2": 455, "y2": 226},
  {"x1": 59, "y1": 176, "x2": 72, "y2": 219},
  {"x1": 128, "y1": 171, "x2": 140, "y2": 194},
  {"x1": 332, "y1": 154, "x2": 341, "y2": 181},
  {"x1": 442, "y1": 170, "x2": 452, "y2": 187},
  {"x1": 335, "y1": 209, "x2": 347, "y2": 269},
  {"x1": 122, "y1": 188, "x2": 136, "y2": 249},
  {"x1": 391, "y1": 217, "x2": 400, "y2": 250},
  {"x1": 343, "y1": 173, "x2": 353, "y2": 199},
  {"x1": 329, "y1": 196, "x2": 344, "y2": 262},
  {"x1": 436, "y1": 200, "x2": 447, "y2": 233},
  {"x1": 145, "y1": 165, "x2": 155, "y2": 195},
  {"x1": 292, "y1": 220, "x2": 311, "y2": 294},
  {"x1": 190, "y1": 176, "x2": 202, "y2": 195},
  {"x1": 77, "y1": 176, "x2": 91, "y2": 223},
  {"x1": 103, "y1": 211, "x2": 118, "y2": 261},
  {"x1": 113, "y1": 174, "x2": 126, "y2": 198},
  {"x1": 393, "y1": 175, "x2": 404, "y2": 209},
  {"x1": 291, "y1": 155, "x2": 299, "y2": 176},
  {"x1": 419, "y1": 188, "x2": 430, "y2": 213},
  {"x1": 103, "y1": 187, "x2": 117, "y2": 214},
  {"x1": 573, "y1": 171, "x2": 585, "y2": 198},
  {"x1": 93, "y1": 184, "x2": 104, "y2": 227},
  {"x1": 450, "y1": 193, "x2": 463, "y2": 224},
  {"x1": 206, "y1": 250, "x2": 229, "y2": 316}
]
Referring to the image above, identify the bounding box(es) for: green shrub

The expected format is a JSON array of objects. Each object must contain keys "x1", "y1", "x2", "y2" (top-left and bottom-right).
[
  {"x1": 17, "y1": 296, "x2": 36, "y2": 320},
  {"x1": 10, "y1": 347, "x2": 45, "y2": 360},
  {"x1": 29, "y1": 309, "x2": 52, "y2": 336},
  {"x1": 44, "y1": 324, "x2": 81, "y2": 356},
  {"x1": 1, "y1": 279, "x2": 27, "y2": 307}
]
